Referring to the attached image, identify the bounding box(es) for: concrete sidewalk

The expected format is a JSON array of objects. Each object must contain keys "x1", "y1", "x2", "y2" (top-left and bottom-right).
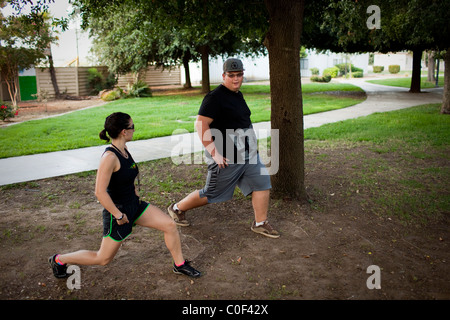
[{"x1": 0, "y1": 80, "x2": 443, "y2": 186}]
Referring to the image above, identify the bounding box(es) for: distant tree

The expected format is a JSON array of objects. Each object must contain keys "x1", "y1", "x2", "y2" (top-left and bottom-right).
[
  {"x1": 0, "y1": 0, "x2": 67, "y2": 104},
  {"x1": 75, "y1": 0, "x2": 265, "y2": 93},
  {"x1": 302, "y1": 0, "x2": 450, "y2": 113}
]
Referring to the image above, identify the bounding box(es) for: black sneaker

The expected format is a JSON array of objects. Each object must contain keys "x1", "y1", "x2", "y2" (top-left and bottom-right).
[
  {"x1": 48, "y1": 254, "x2": 68, "y2": 278},
  {"x1": 173, "y1": 260, "x2": 201, "y2": 278}
]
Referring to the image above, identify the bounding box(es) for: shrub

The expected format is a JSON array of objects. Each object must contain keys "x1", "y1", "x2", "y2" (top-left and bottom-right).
[
  {"x1": 126, "y1": 80, "x2": 152, "y2": 98},
  {"x1": 310, "y1": 67, "x2": 319, "y2": 75},
  {"x1": 352, "y1": 71, "x2": 364, "y2": 78},
  {"x1": 104, "y1": 73, "x2": 118, "y2": 90},
  {"x1": 373, "y1": 66, "x2": 384, "y2": 73},
  {"x1": 0, "y1": 101, "x2": 17, "y2": 121},
  {"x1": 388, "y1": 65, "x2": 400, "y2": 74},
  {"x1": 87, "y1": 68, "x2": 105, "y2": 94},
  {"x1": 323, "y1": 66, "x2": 339, "y2": 78},
  {"x1": 335, "y1": 63, "x2": 363, "y2": 76},
  {"x1": 310, "y1": 74, "x2": 332, "y2": 83},
  {"x1": 87, "y1": 68, "x2": 118, "y2": 95},
  {"x1": 101, "y1": 80, "x2": 152, "y2": 101},
  {"x1": 100, "y1": 88, "x2": 122, "y2": 101}
]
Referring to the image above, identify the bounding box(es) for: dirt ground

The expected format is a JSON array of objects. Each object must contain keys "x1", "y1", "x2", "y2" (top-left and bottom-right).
[{"x1": 0, "y1": 95, "x2": 449, "y2": 302}]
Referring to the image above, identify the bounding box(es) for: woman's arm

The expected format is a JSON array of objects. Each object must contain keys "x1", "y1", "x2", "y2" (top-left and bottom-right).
[{"x1": 95, "y1": 151, "x2": 129, "y2": 224}]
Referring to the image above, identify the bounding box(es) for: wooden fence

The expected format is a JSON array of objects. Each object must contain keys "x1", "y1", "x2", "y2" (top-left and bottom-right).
[
  {"x1": 35, "y1": 66, "x2": 109, "y2": 99},
  {"x1": 117, "y1": 66, "x2": 181, "y2": 88},
  {"x1": 35, "y1": 65, "x2": 181, "y2": 99}
]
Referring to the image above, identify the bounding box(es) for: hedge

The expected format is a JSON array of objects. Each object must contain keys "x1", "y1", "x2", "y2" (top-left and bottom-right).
[
  {"x1": 389, "y1": 65, "x2": 400, "y2": 74},
  {"x1": 373, "y1": 66, "x2": 384, "y2": 73}
]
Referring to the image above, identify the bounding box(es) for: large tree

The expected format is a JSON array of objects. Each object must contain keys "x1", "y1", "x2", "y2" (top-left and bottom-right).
[{"x1": 264, "y1": 0, "x2": 307, "y2": 200}]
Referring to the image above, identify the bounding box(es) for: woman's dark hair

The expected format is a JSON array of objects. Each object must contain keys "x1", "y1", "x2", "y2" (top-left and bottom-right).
[{"x1": 99, "y1": 112, "x2": 131, "y2": 142}]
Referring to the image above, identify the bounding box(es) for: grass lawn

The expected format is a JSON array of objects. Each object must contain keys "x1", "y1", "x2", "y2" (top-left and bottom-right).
[
  {"x1": 304, "y1": 103, "x2": 449, "y2": 220},
  {"x1": 305, "y1": 103, "x2": 449, "y2": 147},
  {"x1": 366, "y1": 76, "x2": 444, "y2": 88},
  {"x1": 0, "y1": 83, "x2": 364, "y2": 158}
]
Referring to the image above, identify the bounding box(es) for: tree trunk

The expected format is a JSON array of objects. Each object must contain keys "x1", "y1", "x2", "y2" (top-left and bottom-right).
[
  {"x1": 48, "y1": 50, "x2": 61, "y2": 99},
  {"x1": 264, "y1": 0, "x2": 307, "y2": 201},
  {"x1": 427, "y1": 51, "x2": 435, "y2": 82},
  {"x1": 410, "y1": 49, "x2": 422, "y2": 93},
  {"x1": 3, "y1": 63, "x2": 19, "y2": 108},
  {"x1": 182, "y1": 52, "x2": 192, "y2": 89},
  {"x1": 441, "y1": 49, "x2": 450, "y2": 114},
  {"x1": 199, "y1": 45, "x2": 210, "y2": 93}
]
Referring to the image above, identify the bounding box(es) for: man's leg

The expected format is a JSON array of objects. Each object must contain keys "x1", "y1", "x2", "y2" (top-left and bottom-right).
[
  {"x1": 169, "y1": 162, "x2": 239, "y2": 226},
  {"x1": 168, "y1": 190, "x2": 209, "y2": 226},
  {"x1": 177, "y1": 190, "x2": 208, "y2": 211},
  {"x1": 250, "y1": 190, "x2": 280, "y2": 238},
  {"x1": 243, "y1": 159, "x2": 280, "y2": 239},
  {"x1": 252, "y1": 189, "x2": 270, "y2": 223}
]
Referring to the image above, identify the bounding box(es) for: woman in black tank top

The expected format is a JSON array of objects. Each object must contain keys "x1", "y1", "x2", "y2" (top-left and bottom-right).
[{"x1": 49, "y1": 112, "x2": 200, "y2": 278}]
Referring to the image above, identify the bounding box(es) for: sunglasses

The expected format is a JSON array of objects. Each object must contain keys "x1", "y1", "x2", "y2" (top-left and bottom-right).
[{"x1": 126, "y1": 124, "x2": 135, "y2": 130}]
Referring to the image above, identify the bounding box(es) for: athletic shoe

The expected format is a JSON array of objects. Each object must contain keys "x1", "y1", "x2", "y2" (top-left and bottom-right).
[
  {"x1": 251, "y1": 221, "x2": 280, "y2": 238},
  {"x1": 168, "y1": 203, "x2": 190, "y2": 226},
  {"x1": 48, "y1": 254, "x2": 69, "y2": 278},
  {"x1": 173, "y1": 260, "x2": 201, "y2": 278}
]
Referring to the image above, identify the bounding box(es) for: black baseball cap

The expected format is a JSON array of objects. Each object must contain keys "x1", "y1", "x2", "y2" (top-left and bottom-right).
[{"x1": 223, "y1": 58, "x2": 244, "y2": 73}]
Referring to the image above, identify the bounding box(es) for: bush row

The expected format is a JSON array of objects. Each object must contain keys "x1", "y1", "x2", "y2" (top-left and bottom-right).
[
  {"x1": 310, "y1": 63, "x2": 364, "y2": 83},
  {"x1": 372, "y1": 65, "x2": 401, "y2": 74}
]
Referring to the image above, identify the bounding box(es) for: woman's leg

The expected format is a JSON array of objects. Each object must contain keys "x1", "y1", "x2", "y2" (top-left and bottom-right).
[
  {"x1": 57, "y1": 236, "x2": 121, "y2": 266},
  {"x1": 135, "y1": 204, "x2": 185, "y2": 266}
]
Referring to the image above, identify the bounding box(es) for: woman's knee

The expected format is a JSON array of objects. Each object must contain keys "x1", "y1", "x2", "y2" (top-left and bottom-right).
[
  {"x1": 165, "y1": 218, "x2": 177, "y2": 233},
  {"x1": 96, "y1": 248, "x2": 117, "y2": 266},
  {"x1": 97, "y1": 255, "x2": 114, "y2": 266}
]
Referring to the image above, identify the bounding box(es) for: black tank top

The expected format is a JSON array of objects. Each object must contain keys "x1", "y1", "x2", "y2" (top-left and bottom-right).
[{"x1": 104, "y1": 146, "x2": 139, "y2": 204}]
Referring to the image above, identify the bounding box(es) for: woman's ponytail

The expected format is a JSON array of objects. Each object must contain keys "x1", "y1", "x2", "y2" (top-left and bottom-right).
[{"x1": 99, "y1": 128, "x2": 110, "y2": 142}]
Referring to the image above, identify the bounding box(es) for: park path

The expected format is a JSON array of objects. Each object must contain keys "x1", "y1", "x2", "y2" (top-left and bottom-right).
[{"x1": 0, "y1": 79, "x2": 443, "y2": 186}]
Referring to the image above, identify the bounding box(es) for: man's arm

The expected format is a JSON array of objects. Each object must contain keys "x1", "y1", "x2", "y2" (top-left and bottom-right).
[{"x1": 195, "y1": 115, "x2": 229, "y2": 168}]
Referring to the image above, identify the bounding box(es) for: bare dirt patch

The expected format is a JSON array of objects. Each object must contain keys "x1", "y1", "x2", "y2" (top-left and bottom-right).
[
  {"x1": 0, "y1": 141, "x2": 448, "y2": 300},
  {"x1": 1, "y1": 98, "x2": 107, "y2": 126}
]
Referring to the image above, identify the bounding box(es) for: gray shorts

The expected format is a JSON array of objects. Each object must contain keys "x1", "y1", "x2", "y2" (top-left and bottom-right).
[{"x1": 199, "y1": 154, "x2": 271, "y2": 203}]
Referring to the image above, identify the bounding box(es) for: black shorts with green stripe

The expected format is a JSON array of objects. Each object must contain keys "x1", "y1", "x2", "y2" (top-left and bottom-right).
[{"x1": 102, "y1": 197, "x2": 149, "y2": 241}]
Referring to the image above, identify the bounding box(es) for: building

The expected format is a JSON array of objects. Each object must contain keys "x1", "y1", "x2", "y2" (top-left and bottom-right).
[{"x1": 183, "y1": 50, "x2": 370, "y2": 85}]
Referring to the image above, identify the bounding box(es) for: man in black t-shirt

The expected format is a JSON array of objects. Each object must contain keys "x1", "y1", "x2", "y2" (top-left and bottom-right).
[{"x1": 168, "y1": 58, "x2": 279, "y2": 239}]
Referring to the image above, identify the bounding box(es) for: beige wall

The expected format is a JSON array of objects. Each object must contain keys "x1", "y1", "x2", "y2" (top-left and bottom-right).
[
  {"x1": 35, "y1": 66, "x2": 109, "y2": 99},
  {"x1": 117, "y1": 66, "x2": 181, "y2": 88}
]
